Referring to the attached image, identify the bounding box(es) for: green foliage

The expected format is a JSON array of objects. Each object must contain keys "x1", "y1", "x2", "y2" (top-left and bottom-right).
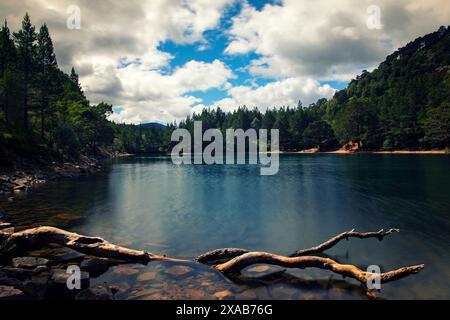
[
  {"x1": 423, "y1": 101, "x2": 450, "y2": 148},
  {"x1": 326, "y1": 25, "x2": 450, "y2": 150},
  {"x1": 1, "y1": 15, "x2": 449, "y2": 165},
  {"x1": 302, "y1": 120, "x2": 338, "y2": 150},
  {"x1": 0, "y1": 14, "x2": 153, "y2": 163}
]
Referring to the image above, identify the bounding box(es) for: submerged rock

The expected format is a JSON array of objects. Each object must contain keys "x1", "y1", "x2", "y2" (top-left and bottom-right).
[
  {"x1": 0, "y1": 285, "x2": 25, "y2": 300},
  {"x1": 48, "y1": 213, "x2": 84, "y2": 227},
  {"x1": 75, "y1": 283, "x2": 116, "y2": 300},
  {"x1": 185, "y1": 289, "x2": 205, "y2": 299},
  {"x1": 137, "y1": 271, "x2": 157, "y2": 282},
  {"x1": 113, "y1": 266, "x2": 140, "y2": 276},
  {"x1": 247, "y1": 266, "x2": 272, "y2": 273},
  {"x1": 166, "y1": 266, "x2": 194, "y2": 278},
  {"x1": 213, "y1": 290, "x2": 234, "y2": 300}
]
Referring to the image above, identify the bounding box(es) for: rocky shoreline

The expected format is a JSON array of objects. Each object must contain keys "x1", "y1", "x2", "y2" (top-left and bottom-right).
[
  {"x1": 0, "y1": 155, "x2": 117, "y2": 300},
  {"x1": 0, "y1": 250, "x2": 120, "y2": 300},
  {"x1": 0, "y1": 155, "x2": 104, "y2": 196}
]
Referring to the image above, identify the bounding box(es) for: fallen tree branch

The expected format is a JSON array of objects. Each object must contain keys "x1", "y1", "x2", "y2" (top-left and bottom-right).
[
  {"x1": 0, "y1": 226, "x2": 187, "y2": 263},
  {"x1": 214, "y1": 252, "x2": 424, "y2": 288},
  {"x1": 196, "y1": 248, "x2": 250, "y2": 264},
  {"x1": 289, "y1": 228, "x2": 400, "y2": 257},
  {"x1": 0, "y1": 226, "x2": 424, "y2": 292},
  {"x1": 197, "y1": 228, "x2": 400, "y2": 263}
]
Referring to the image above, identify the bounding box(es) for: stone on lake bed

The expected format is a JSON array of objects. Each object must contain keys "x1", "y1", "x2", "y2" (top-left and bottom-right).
[
  {"x1": 75, "y1": 283, "x2": 116, "y2": 300},
  {"x1": 166, "y1": 266, "x2": 194, "y2": 277},
  {"x1": 186, "y1": 289, "x2": 205, "y2": 299},
  {"x1": 237, "y1": 290, "x2": 258, "y2": 300},
  {"x1": 213, "y1": 290, "x2": 234, "y2": 300},
  {"x1": 200, "y1": 280, "x2": 213, "y2": 287},
  {"x1": 0, "y1": 285, "x2": 25, "y2": 300},
  {"x1": 48, "y1": 212, "x2": 84, "y2": 226},
  {"x1": 12, "y1": 257, "x2": 49, "y2": 269},
  {"x1": 269, "y1": 285, "x2": 299, "y2": 300},
  {"x1": 113, "y1": 266, "x2": 140, "y2": 276},
  {"x1": 137, "y1": 271, "x2": 157, "y2": 281},
  {"x1": 246, "y1": 265, "x2": 275, "y2": 273}
]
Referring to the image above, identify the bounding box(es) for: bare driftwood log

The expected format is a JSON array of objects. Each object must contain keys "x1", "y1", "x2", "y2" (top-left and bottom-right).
[
  {"x1": 289, "y1": 228, "x2": 400, "y2": 257},
  {"x1": 213, "y1": 252, "x2": 424, "y2": 288},
  {"x1": 196, "y1": 228, "x2": 400, "y2": 263},
  {"x1": 196, "y1": 248, "x2": 250, "y2": 264},
  {"x1": 0, "y1": 226, "x2": 187, "y2": 263},
  {"x1": 0, "y1": 226, "x2": 424, "y2": 291}
]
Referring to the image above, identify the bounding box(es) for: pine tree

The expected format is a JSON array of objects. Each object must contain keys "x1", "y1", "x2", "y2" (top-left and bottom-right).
[
  {"x1": 70, "y1": 67, "x2": 82, "y2": 94},
  {"x1": 0, "y1": 20, "x2": 18, "y2": 125},
  {"x1": 13, "y1": 13, "x2": 37, "y2": 129},
  {"x1": 37, "y1": 23, "x2": 57, "y2": 139}
]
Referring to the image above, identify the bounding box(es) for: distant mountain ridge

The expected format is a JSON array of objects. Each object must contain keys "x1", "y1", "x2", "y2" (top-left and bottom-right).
[{"x1": 139, "y1": 122, "x2": 167, "y2": 129}]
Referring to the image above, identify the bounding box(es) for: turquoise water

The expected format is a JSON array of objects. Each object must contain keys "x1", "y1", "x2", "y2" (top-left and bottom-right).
[{"x1": 2, "y1": 155, "x2": 450, "y2": 299}]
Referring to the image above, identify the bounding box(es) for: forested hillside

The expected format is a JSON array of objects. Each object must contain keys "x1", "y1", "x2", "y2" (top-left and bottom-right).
[
  {"x1": 1, "y1": 14, "x2": 449, "y2": 166},
  {"x1": 0, "y1": 14, "x2": 171, "y2": 166},
  {"x1": 179, "y1": 25, "x2": 450, "y2": 152},
  {"x1": 325, "y1": 25, "x2": 450, "y2": 150}
]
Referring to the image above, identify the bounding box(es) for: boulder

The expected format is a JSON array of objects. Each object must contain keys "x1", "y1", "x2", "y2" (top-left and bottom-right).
[
  {"x1": 80, "y1": 258, "x2": 111, "y2": 277},
  {"x1": 12, "y1": 257, "x2": 49, "y2": 269},
  {"x1": 49, "y1": 251, "x2": 85, "y2": 266},
  {"x1": 46, "y1": 268, "x2": 90, "y2": 299},
  {"x1": 0, "y1": 285, "x2": 25, "y2": 300},
  {"x1": 20, "y1": 277, "x2": 49, "y2": 299},
  {"x1": 0, "y1": 267, "x2": 35, "y2": 280}
]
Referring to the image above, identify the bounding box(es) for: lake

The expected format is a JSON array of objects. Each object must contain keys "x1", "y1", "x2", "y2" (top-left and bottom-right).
[{"x1": 1, "y1": 155, "x2": 450, "y2": 299}]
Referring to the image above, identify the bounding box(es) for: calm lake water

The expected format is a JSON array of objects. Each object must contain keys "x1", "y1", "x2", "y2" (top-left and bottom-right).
[{"x1": 1, "y1": 155, "x2": 450, "y2": 300}]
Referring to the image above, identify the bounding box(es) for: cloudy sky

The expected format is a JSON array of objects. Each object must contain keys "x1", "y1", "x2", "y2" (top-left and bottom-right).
[{"x1": 1, "y1": 0, "x2": 449, "y2": 124}]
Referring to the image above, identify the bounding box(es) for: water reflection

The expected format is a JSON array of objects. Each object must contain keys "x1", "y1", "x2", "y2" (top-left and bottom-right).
[{"x1": 1, "y1": 155, "x2": 450, "y2": 299}]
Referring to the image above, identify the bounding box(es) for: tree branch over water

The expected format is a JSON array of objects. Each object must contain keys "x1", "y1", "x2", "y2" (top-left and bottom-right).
[
  {"x1": 212, "y1": 252, "x2": 423, "y2": 288},
  {"x1": 0, "y1": 226, "x2": 423, "y2": 292},
  {"x1": 289, "y1": 228, "x2": 400, "y2": 257},
  {"x1": 0, "y1": 226, "x2": 188, "y2": 263}
]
